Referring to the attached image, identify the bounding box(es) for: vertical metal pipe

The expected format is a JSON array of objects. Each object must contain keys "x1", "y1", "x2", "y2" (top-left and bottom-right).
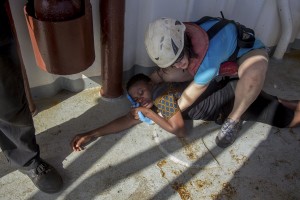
[
  {"x1": 5, "y1": 1, "x2": 37, "y2": 115},
  {"x1": 100, "y1": 0, "x2": 125, "y2": 98}
]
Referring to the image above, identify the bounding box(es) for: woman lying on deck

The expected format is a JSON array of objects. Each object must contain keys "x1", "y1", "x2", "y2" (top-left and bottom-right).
[{"x1": 71, "y1": 74, "x2": 300, "y2": 150}]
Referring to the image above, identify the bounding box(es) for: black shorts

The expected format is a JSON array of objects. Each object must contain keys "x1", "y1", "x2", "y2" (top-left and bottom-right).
[{"x1": 183, "y1": 78, "x2": 294, "y2": 128}]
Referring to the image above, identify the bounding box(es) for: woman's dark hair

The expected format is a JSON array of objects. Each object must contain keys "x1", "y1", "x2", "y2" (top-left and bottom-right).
[
  {"x1": 160, "y1": 33, "x2": 197, "y2": 74},
  {"x1": 183, "y1": 32, "x2": 197, "y2": 59},
  {"x1": 126, "y1": 73, "x2": 151, "y2": 91}
]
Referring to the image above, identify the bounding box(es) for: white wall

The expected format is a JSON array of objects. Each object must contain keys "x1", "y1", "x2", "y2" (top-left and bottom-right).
[{"x1": 8, "y1": 0, "x2": 300, "y2": 98}]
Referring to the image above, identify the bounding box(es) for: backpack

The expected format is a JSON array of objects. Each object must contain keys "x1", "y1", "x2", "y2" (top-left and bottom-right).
[
  {"x1": 195, "y1": 14, "x2": 256, "y2": 62},
  {"x1": 194, "y1": 14, "x2": 255, "y2": 77}
]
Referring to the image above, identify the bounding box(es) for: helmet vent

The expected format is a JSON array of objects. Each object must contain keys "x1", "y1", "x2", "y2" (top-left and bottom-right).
[
  {"x1": 175, "y1": 20, "x2": 181, "y2": 25},
  {"x1": 155, "y1": 57, "x2": 159, "y2": 60},
  {"x1": 171, "y1": 38, "x2": 179, "y2": 55}
]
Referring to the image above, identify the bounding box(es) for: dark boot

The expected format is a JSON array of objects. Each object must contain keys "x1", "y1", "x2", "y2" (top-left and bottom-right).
[{"x1": 19, "y1": 160, "x2": 63, "y2": 193}]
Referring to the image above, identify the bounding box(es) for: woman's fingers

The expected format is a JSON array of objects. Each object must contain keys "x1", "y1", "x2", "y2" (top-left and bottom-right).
[
  {"x1": 71, "y1": 135, "x2": 88, "y2": 151},
  {"x1": 130, "y1": 108, "x2": 140, "y2": 119}
]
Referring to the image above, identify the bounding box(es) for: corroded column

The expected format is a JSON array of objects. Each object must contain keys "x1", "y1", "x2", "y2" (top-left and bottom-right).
[{"x1": 100, "y1": 0, "x2": 125, "y2": 98}]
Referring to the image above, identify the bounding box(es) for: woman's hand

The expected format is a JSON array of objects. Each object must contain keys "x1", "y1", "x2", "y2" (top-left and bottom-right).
[
  {"x1": 71, "y1": 133, "x2": 93, "y2": 151},
  {"x1": 132, "y1": 104, "x2": 186, "y2": 137},
  {"x1": 130, "y1": 107, "x2": 139, "y2": 120},
  {"x1": 130, "y1": 107, "x2": 149, "y2": 120}
]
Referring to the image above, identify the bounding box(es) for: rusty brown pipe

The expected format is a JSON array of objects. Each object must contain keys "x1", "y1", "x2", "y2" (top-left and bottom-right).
[
  {"x1": 100, "y1": 0, "x2": 125, "y2": 98},
  {"x1": 5, "y1": 1, "x2": 37, "y2": 116}
]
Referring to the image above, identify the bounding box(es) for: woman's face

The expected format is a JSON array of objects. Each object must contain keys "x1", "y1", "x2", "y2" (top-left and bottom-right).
[
  {"x1": 172, "y1": 51, "x2": 189, "y2": 70},
  {"x1": 128, "y1": 81, "x2": 153, "y2": 109}
]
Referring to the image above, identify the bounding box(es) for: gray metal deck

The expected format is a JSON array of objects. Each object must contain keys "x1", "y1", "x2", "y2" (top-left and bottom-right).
[{"x1": 1, "y1": 52, "x2": 300, "y2": 200}]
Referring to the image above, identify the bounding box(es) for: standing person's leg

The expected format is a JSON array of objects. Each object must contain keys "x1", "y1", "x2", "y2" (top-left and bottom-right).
[
  {"x1": 216, "y1": 49, "x2": 269, "y2": 148},
  {"x1": 0, "y1": 3, "x2": 62, "y2": 193}
]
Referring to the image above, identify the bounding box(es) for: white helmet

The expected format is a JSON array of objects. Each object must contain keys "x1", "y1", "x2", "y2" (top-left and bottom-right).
[{"x1": 145, "y1": 18, "x2": 186, "y2": 68}]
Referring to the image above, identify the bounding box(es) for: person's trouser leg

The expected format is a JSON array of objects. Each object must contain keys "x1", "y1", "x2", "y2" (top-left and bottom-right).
[
  {"x1": 0, "y1": 40, "x2": 40, "y2": 169},
  {"x1": 0, "y1": 44, "x2": 63, "y2": 193},
  {"x1": 0, "y1": 4, "x2": 63, "y2": 193},
  {"x1": 0, "y1": 120, "x2": 40, "y2": 170}
]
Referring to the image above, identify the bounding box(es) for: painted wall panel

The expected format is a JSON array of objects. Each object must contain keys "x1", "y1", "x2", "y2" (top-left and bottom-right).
[{"x1": 7, "y1": 0, "x2": 300, "y2": 98}]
